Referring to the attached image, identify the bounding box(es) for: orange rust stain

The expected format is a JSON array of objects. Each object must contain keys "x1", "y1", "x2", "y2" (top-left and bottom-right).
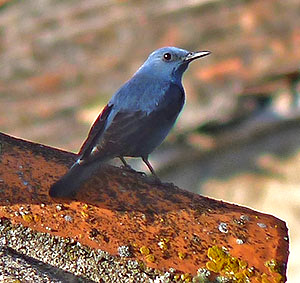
[{"x1": 0, "y1": 132, "x2": 289, "y2": 279}]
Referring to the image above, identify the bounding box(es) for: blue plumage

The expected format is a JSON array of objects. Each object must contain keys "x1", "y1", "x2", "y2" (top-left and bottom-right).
[{"x1": 49, "y1": 47, "x2": 210, "y2": 198}]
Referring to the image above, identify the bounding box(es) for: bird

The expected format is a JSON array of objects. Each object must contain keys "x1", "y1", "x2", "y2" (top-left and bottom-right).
[{"x1": 49, "y1": 46, "x2": 211, "y2": 198}]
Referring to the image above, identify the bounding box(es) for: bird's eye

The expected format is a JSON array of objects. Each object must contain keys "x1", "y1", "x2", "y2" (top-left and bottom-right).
[{"x1": 163, "y1": 53, "x2": 172, "y2": 61}]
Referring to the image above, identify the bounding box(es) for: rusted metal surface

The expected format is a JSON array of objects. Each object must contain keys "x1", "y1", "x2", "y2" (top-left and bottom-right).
[{"x1": 0, "y1": 132, "x2": 289, "y2": 281}]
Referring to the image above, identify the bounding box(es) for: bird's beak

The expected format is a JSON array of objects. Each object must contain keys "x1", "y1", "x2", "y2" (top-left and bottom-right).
[{"x1": 184, "y1": 50, "x2": 211, "y2": 62}]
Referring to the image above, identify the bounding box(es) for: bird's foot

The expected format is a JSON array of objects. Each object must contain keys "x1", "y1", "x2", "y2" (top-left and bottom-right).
[
  {"x1": 120, "y1": 164, "x2": 135, "y2": 172},
  {"x1": 120, "y1": 166, "x2": 148, "y2": 178}
]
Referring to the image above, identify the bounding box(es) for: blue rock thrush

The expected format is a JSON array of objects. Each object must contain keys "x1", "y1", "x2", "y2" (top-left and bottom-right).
[{"x1": 49, "y1": 47, "x2": 210, "y2": 198}]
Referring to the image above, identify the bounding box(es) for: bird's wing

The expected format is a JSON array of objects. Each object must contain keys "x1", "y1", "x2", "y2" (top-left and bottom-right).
[
  {"x1": 78, "y1": 83, "x2": 184, "y2": 164},
  {"x1": 78, "y1": 104, "x2": 113, "y2": 159},
  {"x1": 80, "y1": 109, "x2": 148, "y2": 163},
  {"x1": 100, "y1": 110, "x2": 148, "y2": 146}
]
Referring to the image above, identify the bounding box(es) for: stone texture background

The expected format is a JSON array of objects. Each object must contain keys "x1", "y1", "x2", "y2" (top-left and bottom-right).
[{"x1": 0, "y1": 0, "x2": 300, "y2": 281}]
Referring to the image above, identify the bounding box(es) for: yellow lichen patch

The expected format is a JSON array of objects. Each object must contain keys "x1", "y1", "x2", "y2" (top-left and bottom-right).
[
  {"x1": 140, "y1": 246, "x2": 150, "y2": 256},
  {"x1": 145, "y1": 254, "x2": 155, "y2": 263},
  {"x1": 206, "y1": 261, "x2": 219, "y2": 273},
  {"x1": 82, "y1": 204, "x2": 89, "y2": 210},
  {"x1": 138, "y1": 260, "x2": 145, "y2": 270},
  {"x1": 181, "y1": 273, "x2": 192, "y2": 282},
  {"x1": 33, "y1": 214, "x2": 41, "y2": 222},
  {"x1": 272, "y1": 272, "x2": 284, "y2": 283},
  {"x1": 158, "y1": 241, "x2": 167, "y2": 250},
  {"x1": 158, "y1": 238, "x2": 169, "y2": 251},
  {"x1": 22, "y1": 214, "x2": 33, "y2": 222},
  {"x1": 178, "y1": 251, "x2": 186, "y2": 260},
  {"x1": 206, "y1": 246, "x2": 254, "y2": 281},
  {"x1": 207, "y1": 245, "x2": 227, "y2": 261},
  {"x1": 263, "y1": 259, "x2": 285, "y2": 283},
  {"x1": 243, "y1": 267, "x2": 255, "y2": 278},
  {"x1": 81, "y1": 211, "x2": 89, "y2": 219},
  {"x1": 265, "y1": 259, "x2": 280, "y2": 273},
  {"x1": 239, "y1": 259, "x2": 248, "y2": 269},
  {"x1": 223, "y1": 256, "x2": 240, "y2": 273},
  {"x1": 235, "y1": 271, "x2": 246, "y2": 281},
  {"x1": 261, "y1": 273, "x2": 272, "y2": 283}
]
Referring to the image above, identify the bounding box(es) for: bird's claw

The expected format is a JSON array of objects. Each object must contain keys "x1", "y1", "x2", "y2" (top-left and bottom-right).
[{"x1": 120, "y1": 164, "x2": 135, "y2": 171}]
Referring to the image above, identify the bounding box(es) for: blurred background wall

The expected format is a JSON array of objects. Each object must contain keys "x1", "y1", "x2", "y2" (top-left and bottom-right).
[{"x1": 0, "y1": 0, "x2": 299, "y2": 281}]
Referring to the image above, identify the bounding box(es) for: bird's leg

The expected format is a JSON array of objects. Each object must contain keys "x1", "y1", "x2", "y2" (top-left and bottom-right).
[
  {"x1": 119, "y1": 156, "x2": 129, "y2": 167},
  {"x1": 142, "y1": 156, "x2": 161, "y2": 182},
  {"x1": 119, "y1": 156, "x2": 134, "y2": 170}
]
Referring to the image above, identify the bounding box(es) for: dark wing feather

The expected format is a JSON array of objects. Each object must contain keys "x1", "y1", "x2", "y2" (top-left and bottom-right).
[
  {"x1": 99, "y1": 110, "x2": 147, "y2": 151},
  {"x1": 79, "y1": 83, "x2": 184, "y2": 163},
  {"x1": 78, "y1": 104, "x2": 113, "y2": 159},
  {"x1": 80, "y1": 110, "x2": 148, "y2": 163},
  {"x1": 87, "y1": 83, "x2": 185, "y2": 159}
]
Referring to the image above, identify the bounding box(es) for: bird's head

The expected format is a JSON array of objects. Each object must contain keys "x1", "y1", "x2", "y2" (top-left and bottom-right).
[{"x1": 139, "y1": 46, "x2": 211, "y2": 84}]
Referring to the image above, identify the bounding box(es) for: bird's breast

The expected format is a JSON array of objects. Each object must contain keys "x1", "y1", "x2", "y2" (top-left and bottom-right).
[{"x1": 154, "y1": 83, "x2": 185, "y2": 119}]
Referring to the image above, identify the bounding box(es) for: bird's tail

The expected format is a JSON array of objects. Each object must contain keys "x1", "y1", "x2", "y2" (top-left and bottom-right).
[{"x1": 49, "y1": 160, "x2": 103, "y2": 198}]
